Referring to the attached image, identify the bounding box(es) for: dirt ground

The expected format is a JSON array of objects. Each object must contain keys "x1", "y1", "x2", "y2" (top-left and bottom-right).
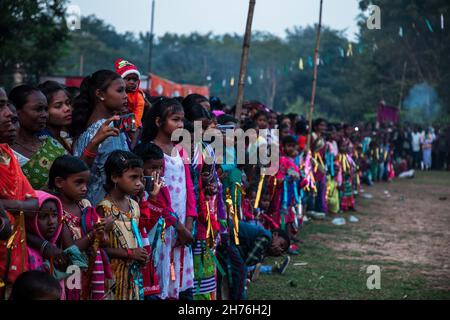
[{"x1": 321, "y1": 171, "x2": 450, "y2": 290}]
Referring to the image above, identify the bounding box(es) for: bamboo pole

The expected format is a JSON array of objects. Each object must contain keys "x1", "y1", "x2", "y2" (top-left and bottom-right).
[
  {"x1": 306, "y1": 0, "x2": 324, "y2": 152},
  {"x1": 235, "y1": 0, "x2": 256, "y2": 122},
  {"x1": 148, "y1": 0, "x2": 156, "y2": 74}
]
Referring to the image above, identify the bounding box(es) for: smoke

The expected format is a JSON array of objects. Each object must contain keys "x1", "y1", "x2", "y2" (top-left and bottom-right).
[{"x1": 403, "y1": 82, "x2": 441, "y2": 124}]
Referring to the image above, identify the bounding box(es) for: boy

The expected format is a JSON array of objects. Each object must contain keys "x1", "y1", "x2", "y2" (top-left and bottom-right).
[
  {"x1": 133, "y1": 142, "x2": 193, "y2": 300},
  {"x1": 114, "y1": 58, "x2": 150, "y2": 127},
  {"x1": 10, "y1": 271, "x2": 61, "y2": 300},
  {"x1": 216, "y1": 220, "x2": 290, "y2": 300}
]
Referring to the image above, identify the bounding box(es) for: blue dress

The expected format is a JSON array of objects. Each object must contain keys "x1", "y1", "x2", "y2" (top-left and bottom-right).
[{"x1": 73, "y1": 119, "x2": 129, "y2": 206}]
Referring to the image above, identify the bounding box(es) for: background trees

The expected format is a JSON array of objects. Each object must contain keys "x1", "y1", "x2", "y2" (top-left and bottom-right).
[{"x1": 1, "y1": 0, "x2": 449, "y2": 123}]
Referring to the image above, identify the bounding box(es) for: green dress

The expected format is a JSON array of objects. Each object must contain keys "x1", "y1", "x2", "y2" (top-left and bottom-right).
[{"x1": 21, "y1": 137, "x2": 67, "y2": 190}]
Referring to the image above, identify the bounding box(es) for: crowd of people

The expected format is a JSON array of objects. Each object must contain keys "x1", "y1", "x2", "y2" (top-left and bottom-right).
[{"x1": 0, "y1": 58, "x2": 449, "y2": 301}]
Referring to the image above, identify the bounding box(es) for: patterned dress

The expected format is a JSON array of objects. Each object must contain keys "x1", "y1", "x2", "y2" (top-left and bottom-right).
[
  {"x1": 97, "y1": 198, "x2": 143, "y2": 300},
  {"x1": 157, "y1": 150, "x2": 195, "y2": 299},
  {"x1": 20, "y1": 137, "x2": 67, "y2": 190},
  {"x1": 63, "y1": 200, "x2": 110, "y2": 300}
]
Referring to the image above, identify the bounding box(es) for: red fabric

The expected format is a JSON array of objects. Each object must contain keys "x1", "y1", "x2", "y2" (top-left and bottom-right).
[
  {"x1": 175, "y1": 145, "x2": 198, "y2": 219},
  {"x1": 377, "y1": 103, "x2": 400, "y2": 124},
  {"x1": 298, "y1": 135, "x2": 307, "y2": 151},
  {"x1": 137, "y1": 203, "x2": 161, "y2": 297},
  {"x1": 127, "y1": 90, "x2": 146, "y2": 127},
  {"x1": 114, "y1": 58, "x2": 140, "y2": 78},
  {"x1": 149, "y1": 74, "x2": 209, "y2": 98},
  {"x1": 0, "y1": 145, "x2": 35, "y2": 288}
]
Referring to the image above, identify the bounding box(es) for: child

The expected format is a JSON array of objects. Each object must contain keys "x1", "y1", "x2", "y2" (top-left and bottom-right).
[
  {"x1": 133, "y1": 142, "x2": 190, "y2": 300},
  {"x1": 48, "y1": 155, "x2": 111, "y2": 300},
  {"x1": 114, "y1": 58, "x2": 150, "y2": 128},
  {"x1": 10, "y1": 271, "x2": 62, "y2": 300},
  {"x1": 216, "y1": 220, "x2": 290, "y2": 300},
  {"x1": 96, "y1": 150, "x2": 149, "y2": 300},
  {"x1": 141, "y1": 97, "x2": 197, "y2": 300},
  {"x1": 337, "y1": 139, "x2": 356, "y2": 211},
  {"x1": 25, "y1": 190, "x2": 84, "y2": 300},
  {"x1": 72, "y1": 70, "x2": 129, "y2": 207},
  {"x1": 272, "y1": 136, "x2": 307, "y2": 250}
]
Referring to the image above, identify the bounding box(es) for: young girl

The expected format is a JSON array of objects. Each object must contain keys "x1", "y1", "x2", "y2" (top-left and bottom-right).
[
  {"x1": 48, "y1": 155, "x2": 111, "y2": 300},
  {"x1": 96, "y1": 151, "x2": 148, "y2": 300},
  {"x1": 38, "y1": 81, "x2": 73, "y2": 153},
  {"x1": 133, "y1": 142, "x2": 193, "y2": 300},
  {"x1": 25, "y1": 190, "x2": 81, "y2": 300},
  {"x1": 141, "y1": 97, "x2": 197, "y2": 300},
  {"x1": 72, "y1": 70, "x2": 130, "y2": 206}
]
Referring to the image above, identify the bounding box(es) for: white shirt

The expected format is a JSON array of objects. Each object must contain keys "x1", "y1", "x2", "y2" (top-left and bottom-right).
[{"x1": 411, "y1": 132, "x2": 421, "y2": 152}]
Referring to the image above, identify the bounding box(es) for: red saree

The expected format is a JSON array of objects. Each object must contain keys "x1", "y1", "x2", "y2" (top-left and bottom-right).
[{"x1": 0, "y1": 144, "x2": 36, "y2": 292}]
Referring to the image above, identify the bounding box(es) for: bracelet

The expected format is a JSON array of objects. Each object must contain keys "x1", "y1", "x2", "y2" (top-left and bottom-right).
[
  {"x1": 40, "y1": 240, "x2": 49, "y2": 257},
  {"x1": 87, "y1": 232, "x2": 94, "y2": 242},
  {"x1": 83, "y1": 148, "x2": 97, "y2": 159},
  {"x1": 127, "y1": 249, "x2": 133, "y2": 260}
]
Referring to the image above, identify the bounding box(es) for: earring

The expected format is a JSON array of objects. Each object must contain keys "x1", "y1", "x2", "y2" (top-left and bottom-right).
[{"x1": 100, "y1": 97, "x2": 105, "y2": 101}]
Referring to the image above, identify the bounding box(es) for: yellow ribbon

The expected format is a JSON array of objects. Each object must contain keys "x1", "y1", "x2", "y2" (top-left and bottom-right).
[
  {"x1": 205, "y1": 201, "x2": 215, "y2": 248},
  {"x1": 226, "y1": 189, "x2": 239, "y2": 245},
  {"x1": 254, "y1": 175, "x2": 265, "y2": 209},
  {"x1": 314, "y1": 152, "x2": 325, "y2": 173}
]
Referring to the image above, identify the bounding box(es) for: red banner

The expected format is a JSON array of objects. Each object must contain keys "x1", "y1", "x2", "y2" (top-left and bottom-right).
[
  {"x1": 148, "y1": 74, "x2": 209, "y2": 98},
  {"x1": 377, "y1": 103, "x2": 400, "y2": 124}
]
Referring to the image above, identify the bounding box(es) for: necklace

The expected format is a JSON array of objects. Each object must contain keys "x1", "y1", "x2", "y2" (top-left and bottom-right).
[{"x1": 107, "y1": 195, "x2": 133, "y2": 232}]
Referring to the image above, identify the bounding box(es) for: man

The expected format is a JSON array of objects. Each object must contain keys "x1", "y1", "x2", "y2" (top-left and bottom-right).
[
  {"x1": 216, "y1": 221, "x2": 290, "y2": 300},
  {"x1": 411, "y1": 126, "x2": 422, "y2": 169}
]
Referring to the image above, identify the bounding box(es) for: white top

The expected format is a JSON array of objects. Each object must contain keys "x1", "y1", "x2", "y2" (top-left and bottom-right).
[
  {"x1": 12, "y1": 149, "x2": 30, "y2": 167},
  {"x1": 411, "y1": 132, "x2": 421, "y2": 152}
]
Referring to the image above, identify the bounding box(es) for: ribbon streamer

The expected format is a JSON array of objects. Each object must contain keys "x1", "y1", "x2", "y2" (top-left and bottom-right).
[
  {"x1": 254, "y1": 175, "x2": 265, "y2": 209},
  {"x1": 346, "y1": 43, "x2": 353, "y2": 57},
  {"x1": 225, "y1": 189, "x2": 239, "y2": 245},
  {"x1": 425, "y1": 18, "x2": 434, "y2": 32}
]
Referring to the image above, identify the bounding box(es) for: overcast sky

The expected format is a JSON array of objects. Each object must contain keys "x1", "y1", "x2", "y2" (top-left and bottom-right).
[{"x1": 69, "y1": 0, "x2": 361, "y2": 40}]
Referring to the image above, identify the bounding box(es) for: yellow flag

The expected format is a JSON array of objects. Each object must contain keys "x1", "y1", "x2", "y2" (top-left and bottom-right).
[
  {"x1": 347, "y1": 43, "x2": 353, "y2": 57},
  {"x1": 299, "y1": 58, "x2": 304, "y2": 70}
]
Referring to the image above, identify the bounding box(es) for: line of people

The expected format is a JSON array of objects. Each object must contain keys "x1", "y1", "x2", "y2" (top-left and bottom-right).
[{"x1": 0, "y1": 58, "x2": 429, "y2": 301}]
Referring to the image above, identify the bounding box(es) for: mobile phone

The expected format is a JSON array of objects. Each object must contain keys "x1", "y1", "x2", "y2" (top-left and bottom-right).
[
  {"x1": 114, "y1": 113, "x2": 136, "y2": 133},
  {"x1": 217, "y1": 124, "x2": 236, "y2": 132},
  {"x1": 144, "y1": 176, "x2": 155, "y2": 194}
]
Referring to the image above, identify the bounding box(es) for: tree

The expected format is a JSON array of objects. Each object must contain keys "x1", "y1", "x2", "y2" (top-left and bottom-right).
[{"x1": 0, "y1": 0, "x2": 70, "y2": 87}]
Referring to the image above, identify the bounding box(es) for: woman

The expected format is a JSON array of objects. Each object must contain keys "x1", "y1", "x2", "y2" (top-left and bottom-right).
[
  {"x1": 9, "y1": 85, "x2": 67, "y2": 190},
  {"x1": 71, "y1": 70, "x2": 129, "y2": 206},
  {"x1": 38, "y1": 81, "x2": 73, "y2": 152},
  {"x1": 421, "y1": 128, "x2": 434, "y2": 170},
  {"x1": 0, "y1": 88, "x2": 40, "y2": 298}
]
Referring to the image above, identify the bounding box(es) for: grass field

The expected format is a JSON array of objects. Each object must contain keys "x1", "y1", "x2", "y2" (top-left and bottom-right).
[{"x1": 247, "y1": 171, "x2": 450, "y2": 300}]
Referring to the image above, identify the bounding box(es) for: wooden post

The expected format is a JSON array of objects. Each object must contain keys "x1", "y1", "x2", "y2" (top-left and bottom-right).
[
  {"x1": 235, "y1": 0, "x2": 256, "y2": 122},
  {"x1": 79, "y1": 54, "x2": 84, "y2": 76},
  {"x1": 398, "y1": 61, "x2": 407, "y2": 111},
  {"x1": 306, "y1": 0, "x2": 324, "y2": 152},
  {"x1": 148, "y1": 0, "x2": 156, "y2": 74}
]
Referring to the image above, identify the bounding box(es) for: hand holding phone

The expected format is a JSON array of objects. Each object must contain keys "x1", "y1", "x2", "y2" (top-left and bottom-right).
[{"x1": 113, "y1": 113, "x2": 137, "y2": 133}]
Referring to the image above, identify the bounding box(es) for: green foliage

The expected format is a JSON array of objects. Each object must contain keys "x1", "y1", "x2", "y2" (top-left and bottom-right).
[
  {"x1": 0, "y1": 0, "x2": 70, "y2": 87},
  {"x1": 2, "y1": 1, "x2": 449, "y2": 122}
]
